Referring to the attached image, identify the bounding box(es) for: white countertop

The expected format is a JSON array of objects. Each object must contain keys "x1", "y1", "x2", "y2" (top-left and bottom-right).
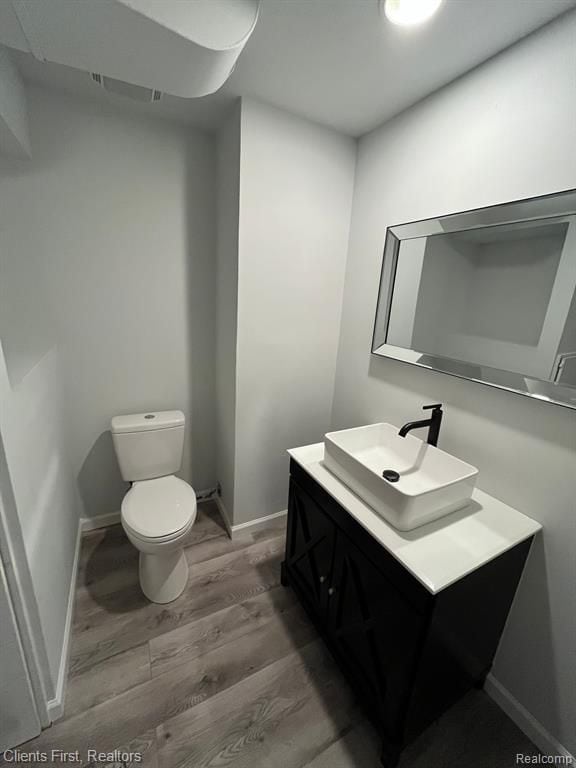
[{"x1": 288, "y1": 443, "x2": 542, "y2": 595}]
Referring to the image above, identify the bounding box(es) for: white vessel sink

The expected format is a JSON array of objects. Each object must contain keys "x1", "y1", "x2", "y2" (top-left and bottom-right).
[{"x1": 323, "y1": 423, "x2": 478, "y2": 531}]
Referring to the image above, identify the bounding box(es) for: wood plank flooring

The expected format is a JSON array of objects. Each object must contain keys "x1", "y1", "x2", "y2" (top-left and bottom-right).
[{"x1": 13, "y1": 501, "x2": 541, "y2": 768}]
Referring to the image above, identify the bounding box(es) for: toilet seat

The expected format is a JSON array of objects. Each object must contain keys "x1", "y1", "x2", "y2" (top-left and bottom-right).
[
  {"x1": 123, "y1": 515, "x2": 195, "y2": 546},
  {"x1": 121, "y1": 475, "x2": 197, "y2": 542}
]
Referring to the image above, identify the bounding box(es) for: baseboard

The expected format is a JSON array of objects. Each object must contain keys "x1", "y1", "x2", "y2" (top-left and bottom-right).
[
  {"x1": 212, "y1": 502, "x2": 287, "y2": 540},
  {"x1": 231, "y1": 508, "x2": 287, "y2": 535},
  {"x1": 46, "y1": 518, "x2": 82, "y2": 722},
  {"x1": 212, "y1": 498, "x2": 286, "y2": 538},
  {"x1": 485, "y1": 674, "x2": 574, "y2": 760},
  {"x1": 80, "y1": 510, "x2": 121, "y2": 532}
]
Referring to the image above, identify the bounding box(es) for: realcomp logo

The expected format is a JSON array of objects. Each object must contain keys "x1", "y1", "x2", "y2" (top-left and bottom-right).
[{"x1": 516, "y1": 756, "x2": 574, "y2": 765}]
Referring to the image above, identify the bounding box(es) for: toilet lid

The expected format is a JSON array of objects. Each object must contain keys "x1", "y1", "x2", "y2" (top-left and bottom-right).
[{"x1": 121, "y1": 476, "x2": 196, "y2": 539}]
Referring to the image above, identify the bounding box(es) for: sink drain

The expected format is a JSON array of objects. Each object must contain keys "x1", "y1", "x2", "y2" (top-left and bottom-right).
[{"x1": 382, "y1": 469, "x2": 400, "y2": 483}]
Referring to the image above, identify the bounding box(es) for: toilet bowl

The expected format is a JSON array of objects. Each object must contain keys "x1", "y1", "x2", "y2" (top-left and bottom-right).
[
  {"x1": 111, "y1": 410, "x2": 196, "y2": 604},
  {"x1": 121, "y1": 475, "x2": 197, "y2": 603}
]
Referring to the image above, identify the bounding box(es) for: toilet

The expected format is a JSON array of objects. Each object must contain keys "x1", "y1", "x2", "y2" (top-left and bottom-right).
[{"x1": 111, "y1": 410, "x2": 196, "y2": 604}]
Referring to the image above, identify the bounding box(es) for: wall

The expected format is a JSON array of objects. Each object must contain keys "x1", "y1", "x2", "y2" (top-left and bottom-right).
[
  {"x1": 464, "y1": 230, "x2": 565, "y2": 348},
  {"x1": 0, "y1": 84, "x2": 88, "y2": 701},
  {"x1": 332, "y1": 13, "x2": 576, "y2": 757},
  {"x1": 0, "y1": 45, "x2": 30, "y2": 158},
  {"x1": 0, "y1": 344, "x2": 78, "y2": 694},
  {"x1": 0, "y1": 554, "x2": 40, "y2": 747},
  {"x1": 230, "y1": 99, "x2": 356, "y2": 526},
  {"x1": 0, "y1": 86, "x2": 218, "y2": 522},
  {"x1": 559, "y1": 285, "x2": 576, "y2": 357},
  {"x1": 408, "y1": 228, "x2": 573, "y2": 380},
  {"x1": 386, "y1": 238, "x2": 426, "y2": 348},
  {"x1": 215, "y1": 104, "x2": 241, "y2": 519},
  {"x1": 0, "y1": 426, "x2": 54, "y2": 725},
  {"x1": 412, "y1": 235, "x2": 474, "y2": 356}
]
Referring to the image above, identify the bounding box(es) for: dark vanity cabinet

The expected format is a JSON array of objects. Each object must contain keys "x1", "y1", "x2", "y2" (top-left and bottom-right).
[{"x1": 281, "y1": 460, "x2": 534, "y2": 767}]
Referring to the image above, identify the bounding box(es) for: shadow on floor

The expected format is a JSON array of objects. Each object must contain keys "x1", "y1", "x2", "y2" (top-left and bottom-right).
[
  {"x1": 397, "y1": 688, "x2": 542, "y2": 768},
  {"x1": 80, "y1": 524, "x2": 147, "y2": 615},
  {"x1": 79, "y1": 500, "x2": 229, "y2": 615},
  {"x1": 252, "y1": 556, "x2": 380, "y2": 767},
  {"x1": 269, "y1": 562, "x2": 541, "y2": 768}
]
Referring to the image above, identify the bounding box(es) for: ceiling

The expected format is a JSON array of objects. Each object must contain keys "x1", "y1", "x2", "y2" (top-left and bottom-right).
[{"x1": 12, "y1": 0, "x2": 576, "y2": 137}]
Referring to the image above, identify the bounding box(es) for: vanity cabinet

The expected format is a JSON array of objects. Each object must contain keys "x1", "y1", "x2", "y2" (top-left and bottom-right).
[{"x1": 281, "y1": 459, "x2": 534, "y2": 767}]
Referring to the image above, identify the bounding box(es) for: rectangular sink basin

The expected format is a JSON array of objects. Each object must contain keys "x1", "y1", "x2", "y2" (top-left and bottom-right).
[{"x1": 324, "y1": 423, "x2": 478, "y2": 531}]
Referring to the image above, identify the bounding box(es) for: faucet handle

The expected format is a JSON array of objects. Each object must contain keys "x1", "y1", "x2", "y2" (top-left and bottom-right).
[{"x1": 423, "y1": 403, "x2": 442, "y2": 411}]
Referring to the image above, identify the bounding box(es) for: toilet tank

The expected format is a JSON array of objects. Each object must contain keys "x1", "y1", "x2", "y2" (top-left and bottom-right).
[{"x1": 111, "y1": 410, "x2": 185, "y2": 482}]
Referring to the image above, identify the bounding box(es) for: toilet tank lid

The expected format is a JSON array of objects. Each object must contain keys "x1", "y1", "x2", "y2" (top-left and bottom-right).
[{"x1": 111, "y1": 410, "x2": 185, "y2": 434}]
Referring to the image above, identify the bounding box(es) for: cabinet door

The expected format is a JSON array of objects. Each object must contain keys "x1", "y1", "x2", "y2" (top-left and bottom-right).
[
  {"x1": 328, "y1": 533, "x2": 425, "y2": 741},
  {"x1": 285, "y1": 479, "x2": 336, "y2": 620}
]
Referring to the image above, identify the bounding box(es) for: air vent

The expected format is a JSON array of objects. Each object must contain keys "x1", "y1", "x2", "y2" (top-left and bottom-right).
[{"x1": 91, "y1": 73, "x2": 162, "y2": 103}]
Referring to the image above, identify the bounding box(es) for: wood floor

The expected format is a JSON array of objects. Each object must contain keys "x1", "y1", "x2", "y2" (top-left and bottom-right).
[{"x1": 16, "y1": 501, "x2": 540, "y2": 768}]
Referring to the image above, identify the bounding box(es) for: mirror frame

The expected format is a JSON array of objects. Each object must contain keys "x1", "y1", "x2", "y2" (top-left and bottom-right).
[{"x1": 371, "y1": 189, "x2": 576, "y2": 410}]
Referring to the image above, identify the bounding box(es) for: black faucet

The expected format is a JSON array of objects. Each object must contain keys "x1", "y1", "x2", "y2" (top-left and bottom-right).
[{"x1": 398, "y1": 404, "x2": 443, "y2": 447}]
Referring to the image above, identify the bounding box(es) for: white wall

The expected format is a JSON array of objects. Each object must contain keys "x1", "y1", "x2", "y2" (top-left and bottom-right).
[
  {"x1": 412, "y1": 234, "x2": 474, "y2": 356},
  {"x1": 0, "y1": 87, "x2": 218, "y2": 521},
  {"x1": 559, "y1": 286, "x2": 576, "y2": 356},
  {"x1": 332, "y1": 13, "x2": 576, "y2": 757},
  {"x1": 386, "y1": 238, "x2": 426, "y2": 349},
  {"x1": 0, "y1": 45, "x2": 30, "y2": 159},
  {"x1": 215, "y1": 104, "x2": 241, "y2": 519},
  {"x1": 0, "y1": 341, "x2": 78, "y2": 695},
  {"x1": 0, "y1": 554, "x2": 40, "y2": 747},
  {"x1": 420, "y1": 227, "x2": 576, "y2": 379},
  {"x1": 1, "y1": 90, "x2": 80, "y2": 691},
  {"x1": 464, "y1": 231, "x2": 565, "y2": 348},
  {"x1": 230, "y1": 99, "x2": 355, "y2": 526}
]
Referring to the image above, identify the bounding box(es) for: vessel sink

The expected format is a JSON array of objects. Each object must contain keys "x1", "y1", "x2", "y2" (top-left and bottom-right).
[{"x1": 323, "y1": 423, "x2": 478, "y2": 531}]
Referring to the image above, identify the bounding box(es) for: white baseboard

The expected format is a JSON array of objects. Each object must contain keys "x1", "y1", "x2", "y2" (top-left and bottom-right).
[
  {"x1": 80, "y1": 510, "x2": 121, "y2": 532},
  {"x1": 231, "y1": 509, "x2": 287, "y2": 535},
  {"x1": 46, "y1": 518, "x2": 82, "y2": 722},
  {"x1": 213, "y1": 498, "x2": 287, "y2": 540},
  {"x1": 485, "y1": 674, "x2": 574, "y2": 761}
]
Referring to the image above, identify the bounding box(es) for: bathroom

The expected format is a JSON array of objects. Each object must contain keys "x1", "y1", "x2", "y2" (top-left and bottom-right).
[{"x1": 0, "y1": 0, "x2": 574, "y2": 766}]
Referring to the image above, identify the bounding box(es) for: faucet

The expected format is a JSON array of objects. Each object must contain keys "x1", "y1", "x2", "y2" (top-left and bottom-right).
[{"x1": 398, "y1": 404, "x2": 443, "y2": 447}]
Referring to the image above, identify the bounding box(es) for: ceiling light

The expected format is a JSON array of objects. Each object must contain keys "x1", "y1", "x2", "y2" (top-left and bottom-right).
[{"x1": 382, "y1": 0, "x2": 443, "y2": 26}]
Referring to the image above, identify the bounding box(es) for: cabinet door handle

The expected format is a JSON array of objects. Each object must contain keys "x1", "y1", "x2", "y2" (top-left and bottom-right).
[
  {"x1": 319, "y1": 575, "x2": 326, "y2": 584},
  {"x1": 328, "y1": 587, "x2": 337, "y2": 596}
]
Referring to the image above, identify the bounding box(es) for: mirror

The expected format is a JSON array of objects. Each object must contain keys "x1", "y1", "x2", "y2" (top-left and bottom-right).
[{"x1": 372, "y1": 189, "x2": 576, "y2": 409}]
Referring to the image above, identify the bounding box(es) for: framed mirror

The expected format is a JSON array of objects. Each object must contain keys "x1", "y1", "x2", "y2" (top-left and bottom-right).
[{"x1": 372, "y1": 189, "x2": 576, "y2": 409}]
